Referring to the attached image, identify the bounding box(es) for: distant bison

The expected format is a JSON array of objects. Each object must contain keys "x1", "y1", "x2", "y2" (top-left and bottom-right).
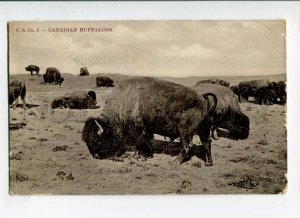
[
  {"x1": 82, "y1": 77, "x2": 217, "y2": 166},
  {"x1": 51, "y1": 90, "x2": 97, "y2": 109},
  {"x1": 43, "y1": 67, "x2": 64, "y2": 86},
  {"x1": 25, "y1": 65, "x2": 40, "y2": 76},
  {"x1": 276, "y1": 81, "x2": 286, "y2": 105},
  {"x1": 192, "y1": 84, "x2": 250, "y2": 140},
  {"x1": 196, "y1": 78, "x2": 230, "y2": 88},
  {"x1": 239, "y1": 79, "x2": 272, "y2": 104},
  {"x1": 230, "y1": 85, "x2": 241, "y2": 102},
  {"x1": 9, "y1": 79, "x2": 26, "y2": 109},
  {"x1": 96, "y1": 76, "x2": 114, "y2": 87},
  {"x1": 79, "y1": 67, "x2": 89, "y2": 76}
]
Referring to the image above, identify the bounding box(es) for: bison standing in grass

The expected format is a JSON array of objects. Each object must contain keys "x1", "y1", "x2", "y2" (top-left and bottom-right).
[
  {"x1": 25, "y1": 65, "x2": 40, "y2": 76},
  {"x1": 192, "y1": 84, "x2": 250, "y2": 140},
  {"x1": 51, "y1": 91, "x2": 97, "y2": 109},
  {"x1": 238, "y1": 79, "x2": 272, "y2": 104},
  {"x1": 9, "y1": 79, "x2": 26, "y2": 109},
  {"x1": 43, "y1": 67, "x2": 64, "y2": 86},
  {"x1": 79, "y1": 67, "x2": 89, "y2": 76},
  {"x1": 82, "y1": 77, "x2": 218, "y2": 166}
]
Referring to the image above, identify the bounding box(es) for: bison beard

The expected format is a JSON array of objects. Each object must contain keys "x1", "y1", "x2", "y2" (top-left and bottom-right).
[{"x1": 82, "y1": 77, "x2": 217, "y2": 166}]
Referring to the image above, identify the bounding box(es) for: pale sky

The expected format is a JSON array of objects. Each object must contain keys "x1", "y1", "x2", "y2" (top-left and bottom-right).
[{"x1": 9, "y1": 20, "x2": 286, "y2": 77}]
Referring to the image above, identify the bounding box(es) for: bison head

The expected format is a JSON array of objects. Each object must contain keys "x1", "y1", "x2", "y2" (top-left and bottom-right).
[
  {"x1": 82, "y1": 116, "x2": 125, "y2": 159},
  {"x1": 86, "y1": 91, "x2": 97, "y2": 108},
  {"x1": 217, "y1": 113, "x2": 250, "y2": 140}
]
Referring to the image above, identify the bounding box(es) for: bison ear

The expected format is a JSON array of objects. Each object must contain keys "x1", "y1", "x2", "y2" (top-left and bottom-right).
[{"x1": 94, "y1": 119, "x2": 104, "y2": 135}]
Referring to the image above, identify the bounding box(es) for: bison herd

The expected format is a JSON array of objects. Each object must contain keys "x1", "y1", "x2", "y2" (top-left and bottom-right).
[{"x1": 9, "y1": 67, "x2": 286, "y2": 167}]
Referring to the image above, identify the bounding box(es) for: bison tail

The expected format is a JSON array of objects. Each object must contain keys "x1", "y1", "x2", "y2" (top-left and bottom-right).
[{"x1": 203, "y1": 93, "x2": 218, "y2": 117}]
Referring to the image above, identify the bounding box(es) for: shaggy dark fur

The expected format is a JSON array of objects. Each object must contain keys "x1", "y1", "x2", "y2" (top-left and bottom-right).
[{"x1": 82, "y1": 77, "x2": 217, "y2": 166}]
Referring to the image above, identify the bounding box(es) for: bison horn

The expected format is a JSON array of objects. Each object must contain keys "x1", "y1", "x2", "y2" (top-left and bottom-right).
[{"x1": 94, "y1": 120, "x2": 103, "y2": 135}]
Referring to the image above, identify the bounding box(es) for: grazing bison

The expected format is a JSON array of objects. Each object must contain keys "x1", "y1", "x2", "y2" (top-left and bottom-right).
[
  {"x1": 25, "y1": 65, "x2": 40, "y2": 76},
  {"x1": 9, "y1": 79, "x2": 26, "y2": 109},
  {"x1": 79, "y1": 67, "x2": 89, "y2": 76},
  {"x1": 82, "y1": 77, "x2": 218, "y2": 166},
  {"x1": 196, "y1": 78, "x2": 230, "y2": 88},
  {"x1": 239, "y1": 79, "x2": 272, "y2": 104},
  {"x1": 96, "y1": 76, "x2": 114, "y2": 87},
  {"x1": 51, "y1": 91, "x2": 97, "y2": 109},
  {"x1": 192, "y1": 84, "x2": 250, "y2": 140},
  {"x1": 43, "y1": 67, "x2": 64, "y2": 86}
]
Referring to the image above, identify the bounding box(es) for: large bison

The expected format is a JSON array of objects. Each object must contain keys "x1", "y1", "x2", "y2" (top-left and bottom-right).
[
  {"x1": 196, "y1": 78, "x2": 230, "y2": 88},
  {"x1": 79, "y1": 67, "x2": 89, "y2": 76},
  {"x1": 96, "y1": 76, "x2": 114, "y2": 87},
  {"x1": 43, "y1": 67, "x2": 64, "y2": 86},
  {"x1": 25, "y1": 65, "x2": 40, "y2": 76},
  {"x1": 82, "y1": 77, "x2": 218, "y2": 166},
  {"x1": 192, "y1": 84, "x2": 250, "y2": 140},
  {"x1": 9, "y1": 79, "x2": 26, "y2": 109},
  {"x1": 51, "y1": 90, "x2": 97, "y2": 109}
]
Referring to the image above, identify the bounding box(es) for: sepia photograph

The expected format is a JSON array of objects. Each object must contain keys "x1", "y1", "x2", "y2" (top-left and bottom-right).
[{"x1": 9, "y1": 20, "x2": 287, "y2": 195}]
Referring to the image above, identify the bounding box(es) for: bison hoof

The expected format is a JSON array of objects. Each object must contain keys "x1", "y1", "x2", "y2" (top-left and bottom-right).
[{"x1": 205, "y1": 162, "x2": 213, "y2": 167}]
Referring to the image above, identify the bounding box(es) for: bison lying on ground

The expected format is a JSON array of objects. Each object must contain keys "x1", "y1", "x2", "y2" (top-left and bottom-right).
[
  {"x1": 196, "y1": 78, "x2": 230, "y2": 88},
  {"x1": 82, "y1": 77, "x2": 217, "y2": 166},
  {"x1": 9, "y1": 79, "x2": 26, "y2": 109},
  {"x1": 96, "y1": 76, "x2": 114, "y2": 87},
  {"x1": 51, "y1": 91, "x2": 97, "y2": 109},
  {"x1": 43, "y1": 67, "x2": 64, "y2": 86},
  {"x1": 79, "y1": 67, "x2": 89, "y2": 76},
  {"x1": 192, "y1": 84, "x2": 250, "y2": 140},
  {"x1": 25, "y1": 65, "x2": 40, "y2": 76}
]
